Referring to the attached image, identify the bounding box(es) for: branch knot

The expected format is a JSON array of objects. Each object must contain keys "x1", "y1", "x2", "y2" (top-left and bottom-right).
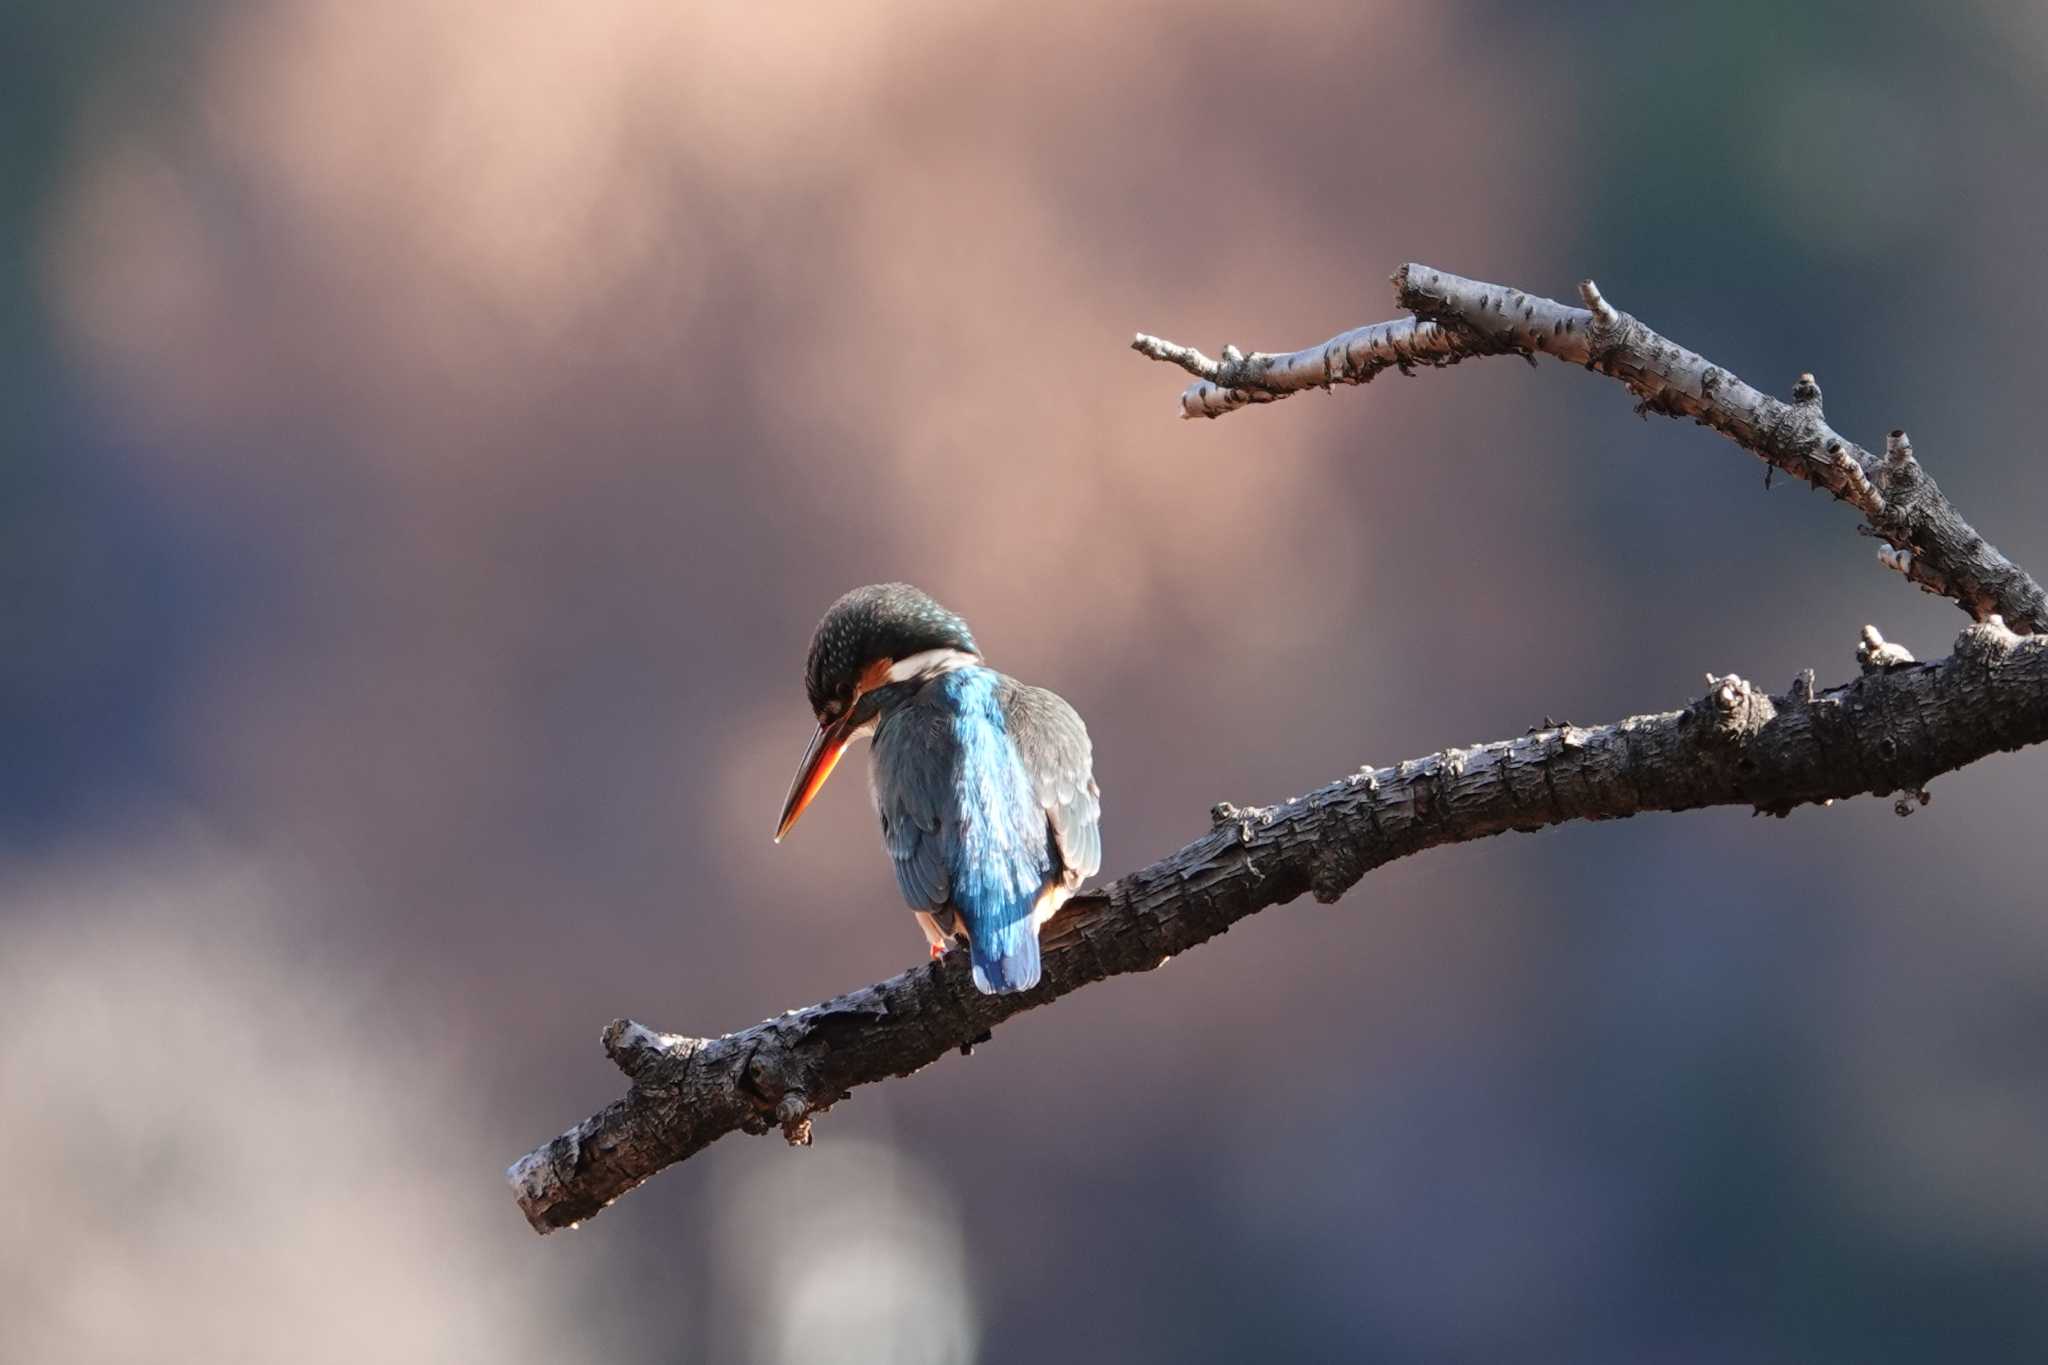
[
  {"x1": 1211, "y1": 801, "x2": 1274, "y2": 844},
  {"x1": 775, "y1": 1092, "x2": 815, "y2": 1147},
  {"x1": 1700, "y1": 673, "x2": 1776, "y2": 741},
  {"x1": 603, "y1": 1019, "x2": 705, "y2": 1083},
  {"x1": 1857, "y1": 626, "x2": 1916, "y2": 672},
  {"x1": 1955, "y1": 615, "x2": 2021, "y2": 664},
  {"x1": 1309, "y1": 841, "x2": 1366, "y2": 904}
]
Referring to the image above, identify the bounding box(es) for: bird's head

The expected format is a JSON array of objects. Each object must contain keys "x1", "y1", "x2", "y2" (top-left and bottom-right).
[{"x1": 774, "y1": 583, "x2": 980, "y2": 842}]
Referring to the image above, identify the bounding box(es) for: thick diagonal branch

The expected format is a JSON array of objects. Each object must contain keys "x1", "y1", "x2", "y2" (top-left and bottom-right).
[
  {"x1": 1134, "y1": 266, "x2": 2047, "y2": 632},
  {"x1": 509, "y1": 618, "x2": 2048, "y2": 1234}
]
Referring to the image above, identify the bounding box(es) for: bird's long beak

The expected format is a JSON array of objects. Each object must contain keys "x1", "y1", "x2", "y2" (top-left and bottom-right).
[{"x1": 775, "y1": 713, "x2": 856, "y2": 842}]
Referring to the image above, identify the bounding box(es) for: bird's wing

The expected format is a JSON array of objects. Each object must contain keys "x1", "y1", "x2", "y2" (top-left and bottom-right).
[
  {"x1": 1002, "y1": 679, "x2": 1102, "y2": 888},
  {"x1": 870, "y1": 703, "x2": 953, "y2": 911}
]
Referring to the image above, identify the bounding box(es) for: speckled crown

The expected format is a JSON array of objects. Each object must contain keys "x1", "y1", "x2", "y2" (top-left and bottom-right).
[{"x1": 804, "y1": 583, "x2": 979, "y2": 713}]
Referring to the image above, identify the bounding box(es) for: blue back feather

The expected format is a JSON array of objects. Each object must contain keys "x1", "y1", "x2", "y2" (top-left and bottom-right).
[{"x1": 936, "y1": 667, "x2": 1052, "y2": 992}]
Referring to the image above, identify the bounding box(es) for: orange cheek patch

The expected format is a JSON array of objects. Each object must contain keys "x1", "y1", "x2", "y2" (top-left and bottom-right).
[{"x1": 857, "y1": 656, "x2": 896, "y2": 696}]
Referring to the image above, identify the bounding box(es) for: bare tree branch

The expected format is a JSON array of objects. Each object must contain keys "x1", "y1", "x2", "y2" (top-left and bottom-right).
[
  {"x1": 1134, "y1": 265, "x2": 2048, "y2": 632},
  {"x1": 510, "y1": 617, "x2": 2048, "y2": 1233}
]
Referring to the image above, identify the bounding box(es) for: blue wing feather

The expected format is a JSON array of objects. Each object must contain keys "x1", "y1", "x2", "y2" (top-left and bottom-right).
[{"x1": 872, "y1": 706, "x2": 952, "y2": 911}]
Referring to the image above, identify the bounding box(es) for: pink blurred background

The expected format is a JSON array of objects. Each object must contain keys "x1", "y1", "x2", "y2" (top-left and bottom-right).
[{"x1": 7, "y1": 2, "x2": 2048, "y2": 1360}]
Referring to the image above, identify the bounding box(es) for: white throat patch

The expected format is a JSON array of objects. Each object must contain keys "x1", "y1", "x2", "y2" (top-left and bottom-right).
[{"x1": 887, "y1": 648, "x2": 979, "y2": 684}]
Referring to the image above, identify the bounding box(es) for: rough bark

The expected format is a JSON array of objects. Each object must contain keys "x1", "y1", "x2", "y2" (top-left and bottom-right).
[
  {"x1": 1134, "y1": 265, "x2": 2047, "y2": 632},
  {"x1": 510, "y1": 618, "x2": 2048, "y2": 1233}
]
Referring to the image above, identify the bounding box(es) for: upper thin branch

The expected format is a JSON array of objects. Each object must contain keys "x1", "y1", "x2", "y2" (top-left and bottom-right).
[
  {"x1": 1134, "y1": 265, "x2": 2047, "y2": 632},
  {"x1": 510, "y1": 617, "x2": 2048, "y2": 1233}
]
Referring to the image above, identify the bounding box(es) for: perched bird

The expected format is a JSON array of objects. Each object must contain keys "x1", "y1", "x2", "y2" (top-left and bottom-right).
[{"x1": 775, "y1": 583, "x2": 1101, "y2": 994}]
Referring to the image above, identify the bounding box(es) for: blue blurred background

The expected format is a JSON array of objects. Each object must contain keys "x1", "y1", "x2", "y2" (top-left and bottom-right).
[{"x1": 6, "y1": 3, "x2": 2047, "y2": 1361}]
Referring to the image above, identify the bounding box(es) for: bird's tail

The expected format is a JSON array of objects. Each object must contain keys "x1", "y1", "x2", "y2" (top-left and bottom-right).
[{"x1": 969, "y1": 914, "x2": 1041, "y2": 994}]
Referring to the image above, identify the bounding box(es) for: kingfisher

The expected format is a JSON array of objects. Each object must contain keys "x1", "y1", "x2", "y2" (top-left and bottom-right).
[{"x1": 774, "y1": 583, "x2": 1102, "y2": 994}]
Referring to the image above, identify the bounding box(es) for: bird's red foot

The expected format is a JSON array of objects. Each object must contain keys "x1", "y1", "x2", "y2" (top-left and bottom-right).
[{"x1": 929, "y1": 943, "x2": 945, "y2": 960}]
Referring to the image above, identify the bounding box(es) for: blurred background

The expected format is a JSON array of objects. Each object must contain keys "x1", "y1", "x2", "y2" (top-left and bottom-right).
[{"x1": 6, "y1": 2, "x2": 2047, "y2": 1360}]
